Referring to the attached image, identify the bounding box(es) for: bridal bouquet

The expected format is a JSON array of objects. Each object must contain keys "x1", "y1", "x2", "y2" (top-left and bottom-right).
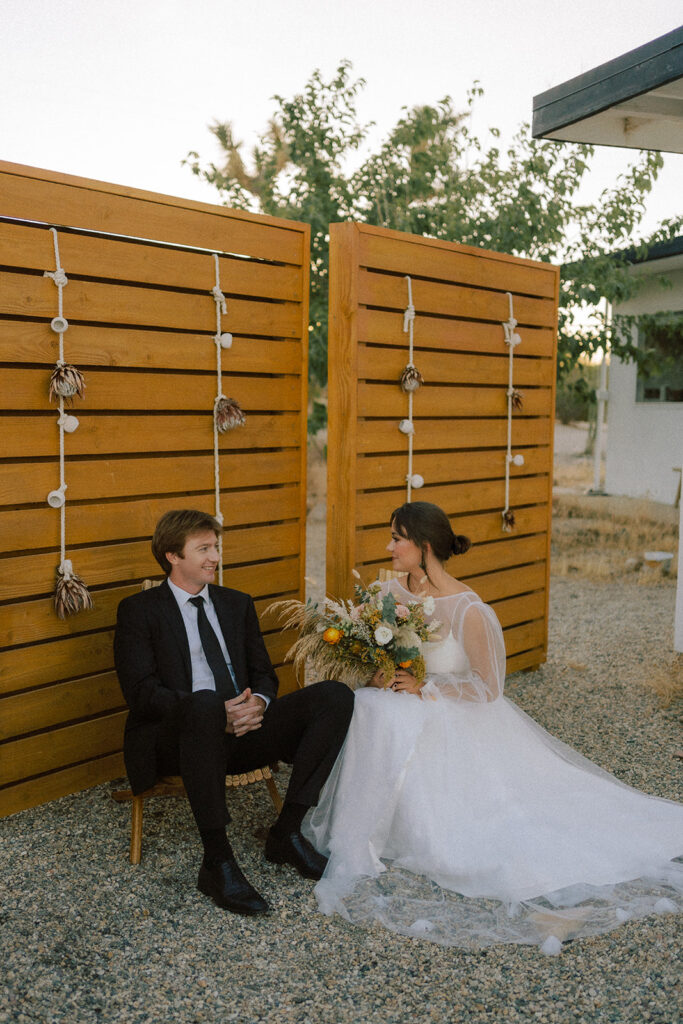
[{"x1": 270, "y1": 577, "x2": 441, "y2": 689}]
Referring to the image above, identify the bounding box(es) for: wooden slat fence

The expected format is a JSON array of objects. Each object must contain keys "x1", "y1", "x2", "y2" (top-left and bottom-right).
[
  {"x1": 327, "y1": 222, "x2": 558, "y2": 674},
  {"x1": 0, "y1": 162, "x2": 309, "y2": 816}
]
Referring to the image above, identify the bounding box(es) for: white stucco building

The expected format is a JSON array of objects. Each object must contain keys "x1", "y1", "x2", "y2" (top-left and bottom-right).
[
  {"x1": 605, "y1": 238, "x2": 683, "y2": 506},
  {"x1": 533, "y1": 26, "x2": 683, "y2": 652}
]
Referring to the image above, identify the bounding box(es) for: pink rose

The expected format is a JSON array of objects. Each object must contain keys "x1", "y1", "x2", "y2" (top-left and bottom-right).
[{"x1": 395, "y1": 604, "x2": 410, "y2": 620}]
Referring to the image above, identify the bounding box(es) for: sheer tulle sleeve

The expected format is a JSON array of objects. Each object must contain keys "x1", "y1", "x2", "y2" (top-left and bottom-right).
[{"x1": 421, "y1": 596, "x2": 506, "y2": 703}]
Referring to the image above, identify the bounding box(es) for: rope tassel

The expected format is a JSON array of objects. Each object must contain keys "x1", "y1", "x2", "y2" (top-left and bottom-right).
[
  {"x1": 210, "y1": 254, "x2": 246, "y2": 584},
  {"x1": 501, "y1": 291, "x2": 522, "y2": 534},
  {"x1": 44, "y1": 227, "x2": 92, "y2": 617},
  {"x1": 400, "y1": 365, "x2": 424, "y2": 393},
  {"x1": 215, "y1": 395, "x2": 246, "y2": 432},
  {"x1": 400, "y1": 275, "x2": 425, "y2": 501},
  {"x1": 55, "y1": 560, "x2": 94, "y2": 619},
  {"x1": 49, "y1": 363, "x2": 86, "y2": 402}
]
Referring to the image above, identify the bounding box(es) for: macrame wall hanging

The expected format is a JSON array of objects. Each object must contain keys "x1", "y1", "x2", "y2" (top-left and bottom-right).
[
  {"x1": 501, "y1": 291, "x2": 525, "y2": 533},
  {"x1": 210, "y1": 253, "x2": 246, "y2": 585},
  {"x1": 44, "y1": 227, "x2": 92, "y2": 618},
  {"x1": 398, "y1": 276, "x2": 426, "y2": 501}
]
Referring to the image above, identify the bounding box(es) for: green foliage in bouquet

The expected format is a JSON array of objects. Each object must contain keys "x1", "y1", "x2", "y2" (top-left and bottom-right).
[{"x1": 269, "y1": 580, "x2": 440, "y2": 690}]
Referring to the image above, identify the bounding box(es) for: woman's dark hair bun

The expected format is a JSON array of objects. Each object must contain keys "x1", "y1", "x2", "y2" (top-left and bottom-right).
[
  {"x1": 452, "y1": 534, "x2": 471, "y2": 556},
  {"x1": 390, "y1": 501, "x2": 471, "y2": 562}
]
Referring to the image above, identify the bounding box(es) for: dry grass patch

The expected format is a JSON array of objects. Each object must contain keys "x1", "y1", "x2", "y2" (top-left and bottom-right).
[
  {"x1": 552, "y1": 493, "x2": 678, "y2": 582},
  {"x1": 642, "y1": 655, "x2": 683, "y2": 711}
]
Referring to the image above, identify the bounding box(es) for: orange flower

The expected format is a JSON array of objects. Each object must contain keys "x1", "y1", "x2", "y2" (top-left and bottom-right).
[
  {"x1": 399, "y1": 660, "x2": 413, "y2": 669},
  {"x1": 323, "y1": 627, "x2": 342, "y2": 645}
]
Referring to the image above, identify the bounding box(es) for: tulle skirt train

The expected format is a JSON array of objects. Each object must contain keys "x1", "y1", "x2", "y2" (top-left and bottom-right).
[{"x1": 304, "y1": 687, "x2": 683, "y2": 953}]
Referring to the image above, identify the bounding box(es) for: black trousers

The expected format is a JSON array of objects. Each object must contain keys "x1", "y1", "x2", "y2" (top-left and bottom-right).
[{"x1": 155, "y1": 681, "x2": 353, "y2": 831}]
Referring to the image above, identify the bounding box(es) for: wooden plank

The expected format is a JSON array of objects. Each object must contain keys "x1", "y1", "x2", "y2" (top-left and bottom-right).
[
  {"x1": 357, "y1": 228, "x2": 558, "y2": 298},
  {"x1": 357, "y1": 448, "x2": 551, "y2": 491},
  {"x1": 357, "y1": 506, "x2": 550, "y2": 560},
  {"x1": 0, "y1": 271, "x2": 302, "y2": 337},
  {"x1": 357, "y1": 417, "x2": 552, "y2": 454},
  {"x1": 0, "y1": 220, "x2": 303, "y2": 300},
  {"x1": 358, "y1": 382, "x2": 553, "y2": 419},
  {"x1": 0, "y1": 710, "x2": 127, "y2": 786},
  {"x1": 503, "y1": 619, "x2": 546, "y2": 656},
  {"x1": 0, "y1": 485, "x2": 301, "y2": 554},
  {"x1": 356, "y1": 562, "x2": 546, "y2": 608},
  {"x1": 0, "y1": 751, "x2": 125, "y2": 818},
  {"x1": 327, "y1": 223, "x2": 361, "y2": 602},
  {"x1": 0, "y1": 632, "x2": 115, "y2": 696},
  {"x1": 358, "y1": 345, "x2": 551, "y2": 387},
  {"x1": 359, "y1": 533, "x2": 547, "y2": 581},
  {"x1": 490, "y1": 590, "x2": 546, "y2": 629},
  {"x1": 274, "y1": 662, "x2": 300, "y2": 695},
  {"x1": 0, "y1": 671, "x2": 125, "y2": 741},
  {"x1": 0, "y1": 162, "x2": 307, "y2": 264},
  {"x1": 506, "y1": 647, "x2": 546, "y2": 675},
  {"x1": 1, "y1": 521, "x2": 301, "y2": 601},
  {"x1": 358, "y1": 269, "x2": 556, "y2": 329},
  {"x1": 0, "y1": 587, "x2": 137, "y2": 648},
  {"x1": 1, "y1": 412, "x2": 301, "y2": 460},
  {"x1": 1, "y1": 595, "x2": 298, "y2": 696},
  {"x1": 0, "y1": 561, "x2": 299, "y2": 648},
  {"x1": 455, "y1": 534, "x2": 547, "y2": 576},
  {"x1": 295, "y1": 217, "x2": 310, "y2": 606},
  {"x1": 461, "y1": 564, "x2": 546, "y2": 605},
  {"x1": 4, "y1": 367, "x2": 302, "y2": 412},
  {"x1": 0, "y1": 449, "x2": 302, "y2": 506},
  {"x1": 263, "y1": 628, "x2": 299, "y2": 666},
  {"x1": 358, "y1": 308, "x2": 554, "y2": 357},
  {"x1": 356, "y1": 476, "x2": 550, "y2": 526},
  {"x1": 0, "y1": 320, "x2": 302, "y2": 374}
]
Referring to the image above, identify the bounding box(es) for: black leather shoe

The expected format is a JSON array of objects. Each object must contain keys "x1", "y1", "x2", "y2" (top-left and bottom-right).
[
  {"x1": 197, "y1": 857, "x2": 270, "y2": 915},
  {"x1": 264, "y1": 830, "x2": 328, "y2": 880}
]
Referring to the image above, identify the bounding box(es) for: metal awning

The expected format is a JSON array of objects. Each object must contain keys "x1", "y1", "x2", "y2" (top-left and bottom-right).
[{"x1": 532, "y1": 26, "x2": 683, "y2": 153}]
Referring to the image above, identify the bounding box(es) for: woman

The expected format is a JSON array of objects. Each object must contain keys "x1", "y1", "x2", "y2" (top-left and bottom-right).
[{"x1": 305, "y1": 502, "x2": 683, "y2": 953}]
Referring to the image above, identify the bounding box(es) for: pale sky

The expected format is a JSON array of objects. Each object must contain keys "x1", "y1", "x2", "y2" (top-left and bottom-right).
[{"x1": 1, "y1": 0, "x2": 681, "y2": 236}]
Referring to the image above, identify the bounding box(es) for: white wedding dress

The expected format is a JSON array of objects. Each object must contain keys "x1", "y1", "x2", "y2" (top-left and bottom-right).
[{"x1": 304, "y1": 579, "x2": 683, "y2": 953}]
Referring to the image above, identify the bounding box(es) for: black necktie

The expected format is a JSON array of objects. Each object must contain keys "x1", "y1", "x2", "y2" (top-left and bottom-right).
[{"x1": 189, "y1": 596, "x2": 239, "y2": 698}]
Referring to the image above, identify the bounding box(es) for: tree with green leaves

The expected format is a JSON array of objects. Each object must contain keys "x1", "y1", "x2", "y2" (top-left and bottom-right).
[{"x1": 185, "y1": 61, "x2": 681, "y2": 409}]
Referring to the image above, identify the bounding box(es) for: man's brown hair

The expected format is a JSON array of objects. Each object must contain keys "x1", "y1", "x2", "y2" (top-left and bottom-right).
[{"x1": 152, "y1": 509, "x2": 223, "y2": 574}]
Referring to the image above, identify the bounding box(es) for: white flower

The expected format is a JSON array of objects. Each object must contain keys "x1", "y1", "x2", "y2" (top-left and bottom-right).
[
  {"x1": 422, "y1": 596, "x2": 435, "y2": 615},
  {"x1": 374, "y1": 625, "x2": 393, "y2": 646}
]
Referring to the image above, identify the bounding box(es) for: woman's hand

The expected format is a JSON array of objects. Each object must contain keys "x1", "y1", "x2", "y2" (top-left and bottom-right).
[
  {"x1": 367, "y1": 667, "x2": 423, "y2": 696},
  {"x1": 390, "y1": 669, "x2": 423, "y2": 696}
]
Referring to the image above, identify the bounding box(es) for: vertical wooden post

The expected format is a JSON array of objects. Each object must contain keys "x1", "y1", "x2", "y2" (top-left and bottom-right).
[
  {"x1": 297, "y1": 223, "x2": 311, "y2": 609},
  {"x1": 327, "y1": 223, "x2": 360, "y2": 600}
]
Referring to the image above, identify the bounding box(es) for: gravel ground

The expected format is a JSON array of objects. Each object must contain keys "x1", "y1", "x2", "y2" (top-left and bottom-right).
[{"x1": 2, "y1": 578, "x2": 681, "y2": 1024}]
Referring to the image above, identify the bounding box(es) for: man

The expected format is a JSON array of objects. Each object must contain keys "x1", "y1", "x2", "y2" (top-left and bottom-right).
[{"x1": 114, "y1": 509, "x2": 353, "y2": 916}]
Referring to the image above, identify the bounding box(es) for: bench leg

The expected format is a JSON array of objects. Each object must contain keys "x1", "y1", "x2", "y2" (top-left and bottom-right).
[
  {"x1": 130, "y1": 795, "x2": 143, "y2": 865},
  {"x1": 266, "y1": 776, "x2": 283, "y2": 814}
]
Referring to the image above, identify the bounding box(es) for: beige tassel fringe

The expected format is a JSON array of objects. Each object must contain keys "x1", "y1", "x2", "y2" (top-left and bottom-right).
[
  {"x1": 215, "y1": 396, "x2": 246, "y2": 433},
  {"x1": 49, "y1": 364, "x2": 86, "y2": 403},
  {"x1": 502, "y1": 509, "x2": 516, "y2": 533},
  {"x1": 400, "y1": 365, "x2": 424, "y2": 393},
  {"x1": 54, "y1": 560, "x2": 93, "y2": 619}
]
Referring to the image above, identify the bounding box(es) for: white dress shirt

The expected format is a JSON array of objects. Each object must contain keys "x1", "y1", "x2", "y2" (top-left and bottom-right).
[{"x1": 167, "y1": 579, "x2": 270, "y2": 707}]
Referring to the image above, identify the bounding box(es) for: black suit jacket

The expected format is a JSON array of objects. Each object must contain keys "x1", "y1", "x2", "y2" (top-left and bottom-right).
[{"x1": 114, "y1": 580, "x2": 279, "y2": 793}]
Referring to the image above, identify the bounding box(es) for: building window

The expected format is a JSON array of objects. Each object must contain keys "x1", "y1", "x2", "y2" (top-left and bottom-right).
[{"x1": 635, "y1": 312, "x2": 683, "y2": 403}]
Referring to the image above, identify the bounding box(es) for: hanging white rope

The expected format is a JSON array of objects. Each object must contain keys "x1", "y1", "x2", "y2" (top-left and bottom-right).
[
  {"x1": 44, "y1": 227, "x2": 92, "y2": 617},
  {"x1": 210, "y1": 254, "x2": 246, "y2": 585},
  {"x1": 211, "y1": 253, "x2": 227, "y2": 585},
  {"x1": 501, "y1": 291, "x2": 524, "y2": 533},
  {"x1": 399, "y1": 275, "x2": 424, "y2": 501}
]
